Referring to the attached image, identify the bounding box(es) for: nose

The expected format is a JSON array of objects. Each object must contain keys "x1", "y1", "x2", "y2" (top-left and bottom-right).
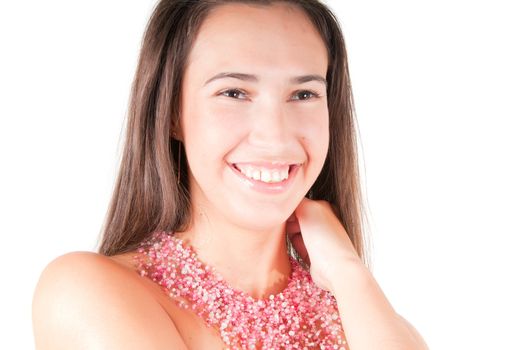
[{"x1": 248, "y1": 99, "x2": 290, "y2": 147}]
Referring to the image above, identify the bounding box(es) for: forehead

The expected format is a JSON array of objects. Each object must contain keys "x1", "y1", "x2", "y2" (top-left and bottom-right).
[{"x1": 186, "y1": 3, "x2": 328, "y2": 78}]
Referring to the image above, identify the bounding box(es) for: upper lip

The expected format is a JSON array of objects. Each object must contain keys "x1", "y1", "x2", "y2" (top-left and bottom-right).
[{"x1": 230, "y1": 161, "x2": 303, "y2": 167}]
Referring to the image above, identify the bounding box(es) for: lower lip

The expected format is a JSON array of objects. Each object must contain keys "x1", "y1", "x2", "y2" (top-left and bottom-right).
[{"x1": 228, "y1": 163, "x2": 301, "y2": 194}]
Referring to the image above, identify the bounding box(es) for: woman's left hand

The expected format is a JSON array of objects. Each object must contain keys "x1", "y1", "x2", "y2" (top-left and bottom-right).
[
  {"x1": 288, "y1": 198, "x2": 429, "y2": 349},
  {"x1": 286, "y1": 197, "x2": 362, "y2": 293}
]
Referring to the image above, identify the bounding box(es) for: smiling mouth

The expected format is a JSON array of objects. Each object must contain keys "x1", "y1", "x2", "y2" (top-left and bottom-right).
[{"x1": 231, "y1": 163, "x2": 301, "y2": 184}]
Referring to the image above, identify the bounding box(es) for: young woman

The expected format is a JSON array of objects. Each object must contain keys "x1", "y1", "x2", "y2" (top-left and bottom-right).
[{"x1": 33, "y1": 1, "x2": 428, "y2": 349}]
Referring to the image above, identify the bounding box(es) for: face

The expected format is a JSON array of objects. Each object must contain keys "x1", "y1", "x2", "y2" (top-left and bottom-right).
[{"x1": 178, "y1": 3, "x2": 329, "y2": 231}]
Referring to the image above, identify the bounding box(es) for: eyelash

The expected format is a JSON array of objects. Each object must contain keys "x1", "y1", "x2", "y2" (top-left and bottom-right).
[
  {"x1": 292, "y1": 90, "x2": 321, "y2": 101},
  {"x1": 218, "y1": 89, "x2": 321, "y2": 101},
  {"x1": 219, "y1": 89, "x2": 246, "y2": 99}
]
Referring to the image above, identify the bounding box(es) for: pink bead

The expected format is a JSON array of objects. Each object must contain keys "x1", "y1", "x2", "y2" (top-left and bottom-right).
[{"x1": 133, "y1": 231, "x2": 346, "y2": 349}]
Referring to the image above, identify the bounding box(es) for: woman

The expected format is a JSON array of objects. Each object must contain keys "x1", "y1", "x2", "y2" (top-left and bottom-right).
[{"x1": 33, "y1": 0, "x2": 428, "y2": 349}]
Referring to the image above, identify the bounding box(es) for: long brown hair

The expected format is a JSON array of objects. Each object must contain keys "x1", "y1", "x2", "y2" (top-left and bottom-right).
[{"x1": 97, "y1": 0, "x2": 369, "y2": 266}]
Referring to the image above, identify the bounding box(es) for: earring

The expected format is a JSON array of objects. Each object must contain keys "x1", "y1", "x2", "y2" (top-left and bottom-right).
[{"x1": 177, "y1": 141, "x2": 181, "y2": 185}]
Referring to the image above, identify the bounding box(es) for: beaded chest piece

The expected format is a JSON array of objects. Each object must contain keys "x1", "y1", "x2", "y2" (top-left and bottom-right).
[{"x1": 134, "y1": 231, "x2": 347, "y2": 349}]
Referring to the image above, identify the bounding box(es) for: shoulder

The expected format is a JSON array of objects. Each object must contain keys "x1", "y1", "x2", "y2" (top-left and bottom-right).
[
  {"x1": 398, "y1": 314, "x2": 429, "y2": 349},
  {"x1": 32, "y1": 251, "x2": 188, "y2": 350}
]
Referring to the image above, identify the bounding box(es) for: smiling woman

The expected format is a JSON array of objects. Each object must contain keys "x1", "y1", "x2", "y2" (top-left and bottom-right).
[{"x1": 32, "y1": 1, "x2": 427, "y2": 349}]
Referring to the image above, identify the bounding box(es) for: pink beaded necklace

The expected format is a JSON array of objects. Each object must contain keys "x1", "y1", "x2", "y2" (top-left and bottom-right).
[{"x1": 133, "y1": 231, "x2": 347, "y2": 350}]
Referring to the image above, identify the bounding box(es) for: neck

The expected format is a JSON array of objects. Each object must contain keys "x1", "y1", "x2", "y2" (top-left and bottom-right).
[{"x1": 178, "y1": 205, "x2": 292, "y2": 300}]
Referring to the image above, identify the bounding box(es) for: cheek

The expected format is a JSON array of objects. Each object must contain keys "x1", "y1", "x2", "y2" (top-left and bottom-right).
[
  {"x1": 183, "y1": 103, "x2": 247, "y2": 165},
  {"x1": 206, "y1": 104, "x2": 250, "y2": 135},
  {"x1": 291, "y1": 105, "x2": 329, "y2": 159}
]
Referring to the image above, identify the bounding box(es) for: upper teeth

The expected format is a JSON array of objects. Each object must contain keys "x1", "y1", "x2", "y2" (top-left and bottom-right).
[{"x1": 236, "y1": 164, "x2": 290, "y2": 183}]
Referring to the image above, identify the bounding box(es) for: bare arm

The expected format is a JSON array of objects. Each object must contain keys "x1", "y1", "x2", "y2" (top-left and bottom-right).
[
  {"x1": 289, "y1": 198, "x2": 428, "y2": 349},
  {"x1": 32, "y1": 252, "x2": 189, "y2": 350},
  {"x1": 331, "y1": 260, "x2": 428, "y2": 350}
]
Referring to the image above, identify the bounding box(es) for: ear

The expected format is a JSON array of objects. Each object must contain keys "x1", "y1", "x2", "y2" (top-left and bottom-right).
[{"x1": 170, "y1": 117, "x2": 183, "y2": 141}]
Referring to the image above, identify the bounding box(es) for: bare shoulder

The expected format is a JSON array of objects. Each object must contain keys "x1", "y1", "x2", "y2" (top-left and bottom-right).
[
  {"x1": 398, "y1": 314, "x2": 429, "y2": 349},
  {"x1": 32, "y1": 251, "x2": 189, "y2": 350}
]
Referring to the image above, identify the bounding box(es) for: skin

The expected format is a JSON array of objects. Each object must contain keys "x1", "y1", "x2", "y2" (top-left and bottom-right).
[
  {"x1": 32, "y1": 3, "x2": 428, "y2": 349},
  {"x1": 173, "y1": 2, "x2": 329, "y2": 299}
]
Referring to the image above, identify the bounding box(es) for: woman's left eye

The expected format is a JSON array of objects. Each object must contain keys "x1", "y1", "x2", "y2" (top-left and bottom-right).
[{"x1": 291, "y1": 90, "x2": 320, "y2": 101}]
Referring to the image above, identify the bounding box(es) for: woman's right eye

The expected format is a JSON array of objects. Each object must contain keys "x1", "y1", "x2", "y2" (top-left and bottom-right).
[{"x1": 219, "y1": 89, "x2": 247, "y2": 100}]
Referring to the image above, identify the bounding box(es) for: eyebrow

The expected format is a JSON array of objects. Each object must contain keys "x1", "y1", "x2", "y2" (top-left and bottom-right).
[{"x1": 204, "y1": 72, "x2": 327, "y2": 87}]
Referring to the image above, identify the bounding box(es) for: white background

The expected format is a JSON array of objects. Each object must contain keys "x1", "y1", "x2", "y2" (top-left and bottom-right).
[{"x1": 1, "y1": 1, "x2": 525, "y2": 349}]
